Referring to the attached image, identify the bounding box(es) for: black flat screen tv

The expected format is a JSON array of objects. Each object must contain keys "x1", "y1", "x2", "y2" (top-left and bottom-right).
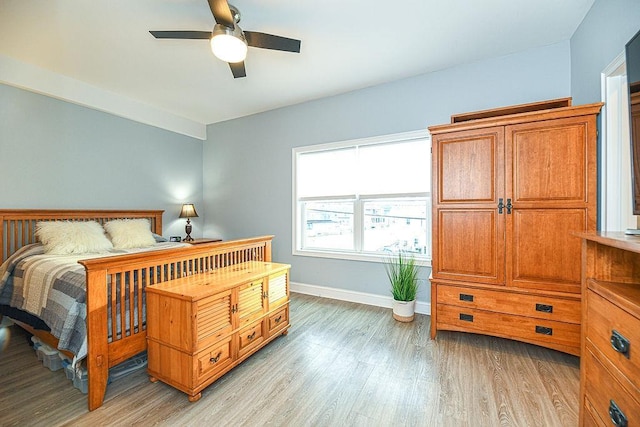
[{"x1": 627, "y1": 28, "x2": 640, "y2": 221}]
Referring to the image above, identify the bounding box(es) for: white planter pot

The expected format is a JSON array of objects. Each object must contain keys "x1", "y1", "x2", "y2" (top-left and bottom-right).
[{"x1": 392, "y1": 299, "x2": 416, "y2": 322}]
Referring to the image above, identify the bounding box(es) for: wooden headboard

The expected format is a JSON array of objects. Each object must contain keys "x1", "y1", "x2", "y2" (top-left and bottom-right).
[{"x1": 0, "y1": 209, "x2": 164, "y2": 262}]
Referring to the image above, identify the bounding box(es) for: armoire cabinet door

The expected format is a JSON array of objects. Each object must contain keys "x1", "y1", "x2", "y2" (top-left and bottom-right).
[
  {"x1": 505, "y1": 115, "x2": 597, "y2": 293},
  {"x1": 432, "y1": 127, "x2": 505, "y2": 285}
]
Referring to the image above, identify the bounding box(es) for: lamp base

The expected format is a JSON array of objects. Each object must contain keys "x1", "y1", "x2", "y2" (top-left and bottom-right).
[{"x1": 184, "y1": 221, "x2": 193, "y2": 241}]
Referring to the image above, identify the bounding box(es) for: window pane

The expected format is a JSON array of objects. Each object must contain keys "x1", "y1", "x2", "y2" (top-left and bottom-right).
[
  {"x1": 363, "y1": 199, "x2": 428, "y2": 255},
  {"x1": 302, "y1": 201, "x2": 354, "y2": 250},
  {"x1": 359, "y1": 141, "x2": 430, "y2": 195},
  {"x1": 297, "y1": 148, "x2": 357, "y2": 198}
]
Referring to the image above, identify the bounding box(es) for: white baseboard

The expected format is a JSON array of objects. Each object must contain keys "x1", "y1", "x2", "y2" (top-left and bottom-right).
[{"x1": 290, "y1": 281, "x2": 431, "y2": 315}]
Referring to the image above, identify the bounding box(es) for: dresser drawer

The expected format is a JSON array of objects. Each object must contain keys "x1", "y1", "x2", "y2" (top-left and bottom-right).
[
  {"x1": 238, "y1": 321, "x2": 265, "y2": 357},
  {"x1": 196, "y1": 336, "x2": 234, "y2": 383},
  {"x1": 586, "y1": 289, "x2": 640, "y2": 392},
  {"x1": 437, "y1": 284, "x2": 580, "y2": 323},
  {"x1": 583, "y1": 401, "x2": 606, "y2": 427},
  {"x1": 584, "y1": 349, "x2": 640, "y2": 426},
  {"x1": 437, "y1": 304, "x2": 581, "y2": 351},
  {"x1": 268, "y1": 305, "x2": 289, "y2": 335}
]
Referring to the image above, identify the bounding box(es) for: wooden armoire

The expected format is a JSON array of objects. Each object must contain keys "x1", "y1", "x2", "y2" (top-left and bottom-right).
[{"x1": 429, "y1": 98, "x2": 603, "y2": 356}]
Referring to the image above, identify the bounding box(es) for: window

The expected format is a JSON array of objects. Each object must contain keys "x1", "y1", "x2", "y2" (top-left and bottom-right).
[{"x1": 293, "y1": 130, "x2": 431, "y2": 264}]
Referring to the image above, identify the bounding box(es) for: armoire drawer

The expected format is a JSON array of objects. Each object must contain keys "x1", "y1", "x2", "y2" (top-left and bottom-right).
[
  {"x1": 436, "y1": 283, "x2": 581, "y2": 323},
  {"x1": 436, "y1": 304, "x2": 581, "y2": 350},
  {"x1": 586, "y1": 288, "x2": 640, "y2": 392},
  {"x1": 584, "y1": 349, "x2": 640, "y2": 426}
]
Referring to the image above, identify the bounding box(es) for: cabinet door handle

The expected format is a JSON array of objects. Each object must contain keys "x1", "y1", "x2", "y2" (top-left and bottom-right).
[
  {"x1": 610, "y1": 330, "x2": 631, "y2": 358},
  {"x1": 274, "y1": 315, "x2": 282, "y2": 324},
  {"x1": 210, "y1": 352, "x2": 222, "y2": 364},
  {"x1": 535, "y1": 326, "x2": 553, "y2": 335},
  {"x1": 498, "y1": 198, "x2": 504, "y2": 214},
  {"x1": 459, "y1": 293, "x2": 474, "y2": 302},
  {"x1": 609, "y1": 400, "x2": 628, "y2": 427},
  {"x1": 459, "y1": 313, "x2": 473, "y2": 322},
  {"x1": 535, "y1": 303, "x2": 553, "y2": 313},
  {"x1": 247, "y1": 331, "x2": 256, "y2": 340},
  {"x1": 506, "y1": 198, "x2": 512, "y2": 214}
]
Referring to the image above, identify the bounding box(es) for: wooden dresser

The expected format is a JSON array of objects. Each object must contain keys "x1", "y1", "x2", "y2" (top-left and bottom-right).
[
  {"x1": 429, "y1": 98, "x2": 603, "y2": 355},
  {"x1": 577, "y1": 232, "x2": 640, "y2": 426},
  {"x1": 146, "y1": 261, "x2": 291, "y2": 402}
]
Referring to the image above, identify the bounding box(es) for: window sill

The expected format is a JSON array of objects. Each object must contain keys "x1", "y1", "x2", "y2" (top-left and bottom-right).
[{"x1": 292, "y1": 248, "x2": 432, "y2": 267}]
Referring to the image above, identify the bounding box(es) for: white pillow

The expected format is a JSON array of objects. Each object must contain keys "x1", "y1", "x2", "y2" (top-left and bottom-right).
[
  {"x1": 104, "y1": 219, "x2": 156, "y2": 249},
  {"x1": 36, "y1": 221, "x2": 113, "y2": 255}
]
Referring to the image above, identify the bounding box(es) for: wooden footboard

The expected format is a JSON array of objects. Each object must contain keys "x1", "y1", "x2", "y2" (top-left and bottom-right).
[
  {"x1": 0, "y1": 209, "x2": 273, "y2": 411},
  {"x1": 79, "y1": 236, "x2": 273, "y2": 410}
]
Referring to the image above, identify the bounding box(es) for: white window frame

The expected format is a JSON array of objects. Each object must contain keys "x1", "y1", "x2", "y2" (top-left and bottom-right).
[
  {"x1": 292, "y1": 130, "x2": 431, "y2": 266},
  {"x1": 601, "y1": 51, "x2": 637, "y2": 231}
]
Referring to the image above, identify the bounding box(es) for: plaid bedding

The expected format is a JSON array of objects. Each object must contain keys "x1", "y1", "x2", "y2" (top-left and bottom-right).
[{"x1": 0, "y1": 242, "x2": 185, "y2": 363}]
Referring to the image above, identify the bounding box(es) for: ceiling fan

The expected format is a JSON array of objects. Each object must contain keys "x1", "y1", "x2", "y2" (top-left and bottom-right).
[{"x1": 150, "y1": 0, "x2": 301, "y2": 78}]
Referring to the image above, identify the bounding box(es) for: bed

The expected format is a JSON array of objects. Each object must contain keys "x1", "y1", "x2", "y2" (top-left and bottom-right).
[{"x1": 0, "y1": 209, "x2": 273, "y2": 411}]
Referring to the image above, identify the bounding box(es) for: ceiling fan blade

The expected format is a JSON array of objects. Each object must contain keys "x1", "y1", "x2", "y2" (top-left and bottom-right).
[
  {"x1": 229, "y1": 61, "x2": 246, "y2": 78},
  {"x1": 244, "y1": 31, "x2": 301, "y2": 53},
  {"x1": 208, "y1": 0, "x2": 235, "y2": 28},
  {"x1": 150, "y1": 30, "x2": 212, "y2": 39}
]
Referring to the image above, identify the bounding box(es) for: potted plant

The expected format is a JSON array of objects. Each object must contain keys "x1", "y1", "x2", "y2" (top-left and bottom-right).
[{"x1": 385, "y1": 251, "x2": 420, "y2": 322}]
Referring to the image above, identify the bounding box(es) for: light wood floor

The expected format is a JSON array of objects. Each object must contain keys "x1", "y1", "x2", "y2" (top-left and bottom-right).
[{"x1": 0, "y1": 293, "x2": 580, "y2": 426}]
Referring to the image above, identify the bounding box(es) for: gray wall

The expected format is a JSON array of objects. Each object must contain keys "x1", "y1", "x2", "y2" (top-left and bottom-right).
[
  {"x1": 203, "y1": 41, "x2": 571, "y2": 303},
  {"x1": 0, "y1": 83, "x2": 205, "y2": 238},
  {"x1": 571, "y1": 0, "x2": 640, "y2": 105}
]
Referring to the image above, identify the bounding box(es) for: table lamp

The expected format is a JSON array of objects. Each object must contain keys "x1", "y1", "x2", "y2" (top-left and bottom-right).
[{"x1": 179, "y1": 203, "x2": 198, "y2": 242}]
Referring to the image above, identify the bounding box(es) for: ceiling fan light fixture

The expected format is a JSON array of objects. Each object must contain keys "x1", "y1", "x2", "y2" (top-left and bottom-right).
[{"x1": 211, "y1": 23, "x2": 247, "y2": 63}]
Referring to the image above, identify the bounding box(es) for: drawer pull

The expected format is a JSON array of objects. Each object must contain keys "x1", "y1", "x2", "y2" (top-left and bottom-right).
[
  {"x1": 535, "y1": 326, "x2": 553, "y2": 335},
  {"x1": 459, "y1": 313, "x2": 473, "y2": 322},
  {"x1": 610, "y1": 330, "x2": 630, "y2": 359},
  {"x1": 274, "y1": 315, "x2": 282, "y2": 324},
  {"x1": 247, "y1": 331, "x2": 256, "y2": 340},
  {"x1": 535, "y1": 303, "x2": 553, "y2": 313},
  {"x1": 459, "y1": 293, "x2": 474, "y2": 302},
  {"x1": 210, "y1": 352, "x2": 222, "y2": 364},
  {"x1": 609, "y1": 400, "x2": 628, "y2": 427}
]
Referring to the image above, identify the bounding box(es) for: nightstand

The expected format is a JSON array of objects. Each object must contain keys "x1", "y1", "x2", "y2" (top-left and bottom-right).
[{"x1": 185, "y1": 238, "x2": 222, "y2": 244}]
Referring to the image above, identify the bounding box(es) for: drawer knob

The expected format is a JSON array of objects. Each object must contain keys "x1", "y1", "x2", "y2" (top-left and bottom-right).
[
  {"x1": 210, "y1": 352, "x2": 222, "y2": 364},
  {"x1": 459, "y1": 293, "x2": 474, "y2": 302},
  {"x1": 610, "y1": 330, "x2": 631, "y2": 359},
  {"x1": 535, "y1": 303, "x2": 553, "y2": 313},
  {"x1": 535, "y1": 326, "x2": 553, "y2": 336},
  {"x1": 609, "y1": 399, "x2": 628, "y2": 427},
  {"x1": 247, "y1": 331, "x2": 256, "y2": 340},
  {"x1": 274, "y1": 315, "x2": 282, "y2": 324},
  {"x1": 459, "y1": 313, "x2": 473, "y2": 322}
]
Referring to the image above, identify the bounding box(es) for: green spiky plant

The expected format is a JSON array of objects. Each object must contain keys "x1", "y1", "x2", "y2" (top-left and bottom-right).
[{"x1": 385, "y1": 251, "x2": 420, "y2": 302}]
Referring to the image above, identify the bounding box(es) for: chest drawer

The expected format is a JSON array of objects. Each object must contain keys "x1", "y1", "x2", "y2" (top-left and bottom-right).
[
  {"x1": 584, "y1": 349, "x2": 640, "y2": 426},
  {"x1": 268, "y1": 305, "x2": 289, "y2": 335},
  {"x1": 238, "y1": 321, "x2": 265, "y2": 357},
  {"x1": 437, "y1": 283, "x2": 580, "y2": 323},
  {"x1": 437, "y1": 304, "x2": 581, "y2": 352},
  {"x1": 196, "y1": 336, "x2": 234, "y2": 383},
  {"x1": 586, "y1": 288, "x2": 640, "y2": 393}
]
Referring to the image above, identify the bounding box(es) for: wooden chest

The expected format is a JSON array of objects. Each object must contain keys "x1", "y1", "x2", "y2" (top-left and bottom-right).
[{"x1": 146, "y1": 261, "x2": 291, "y2": 402}]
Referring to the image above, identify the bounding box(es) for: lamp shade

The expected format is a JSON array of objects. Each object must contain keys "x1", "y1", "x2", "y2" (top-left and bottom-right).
[
  {"x1": 210, "y1": 24, "x2": 247, "y2": 63},
  {"x1": 179, "y1": 203, "x2": 199, "y2": 219}
]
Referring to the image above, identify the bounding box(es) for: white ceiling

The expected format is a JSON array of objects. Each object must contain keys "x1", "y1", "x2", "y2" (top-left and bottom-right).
[{"x1": 0, "y1": 0, "x2": 594, "y2": 136}]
